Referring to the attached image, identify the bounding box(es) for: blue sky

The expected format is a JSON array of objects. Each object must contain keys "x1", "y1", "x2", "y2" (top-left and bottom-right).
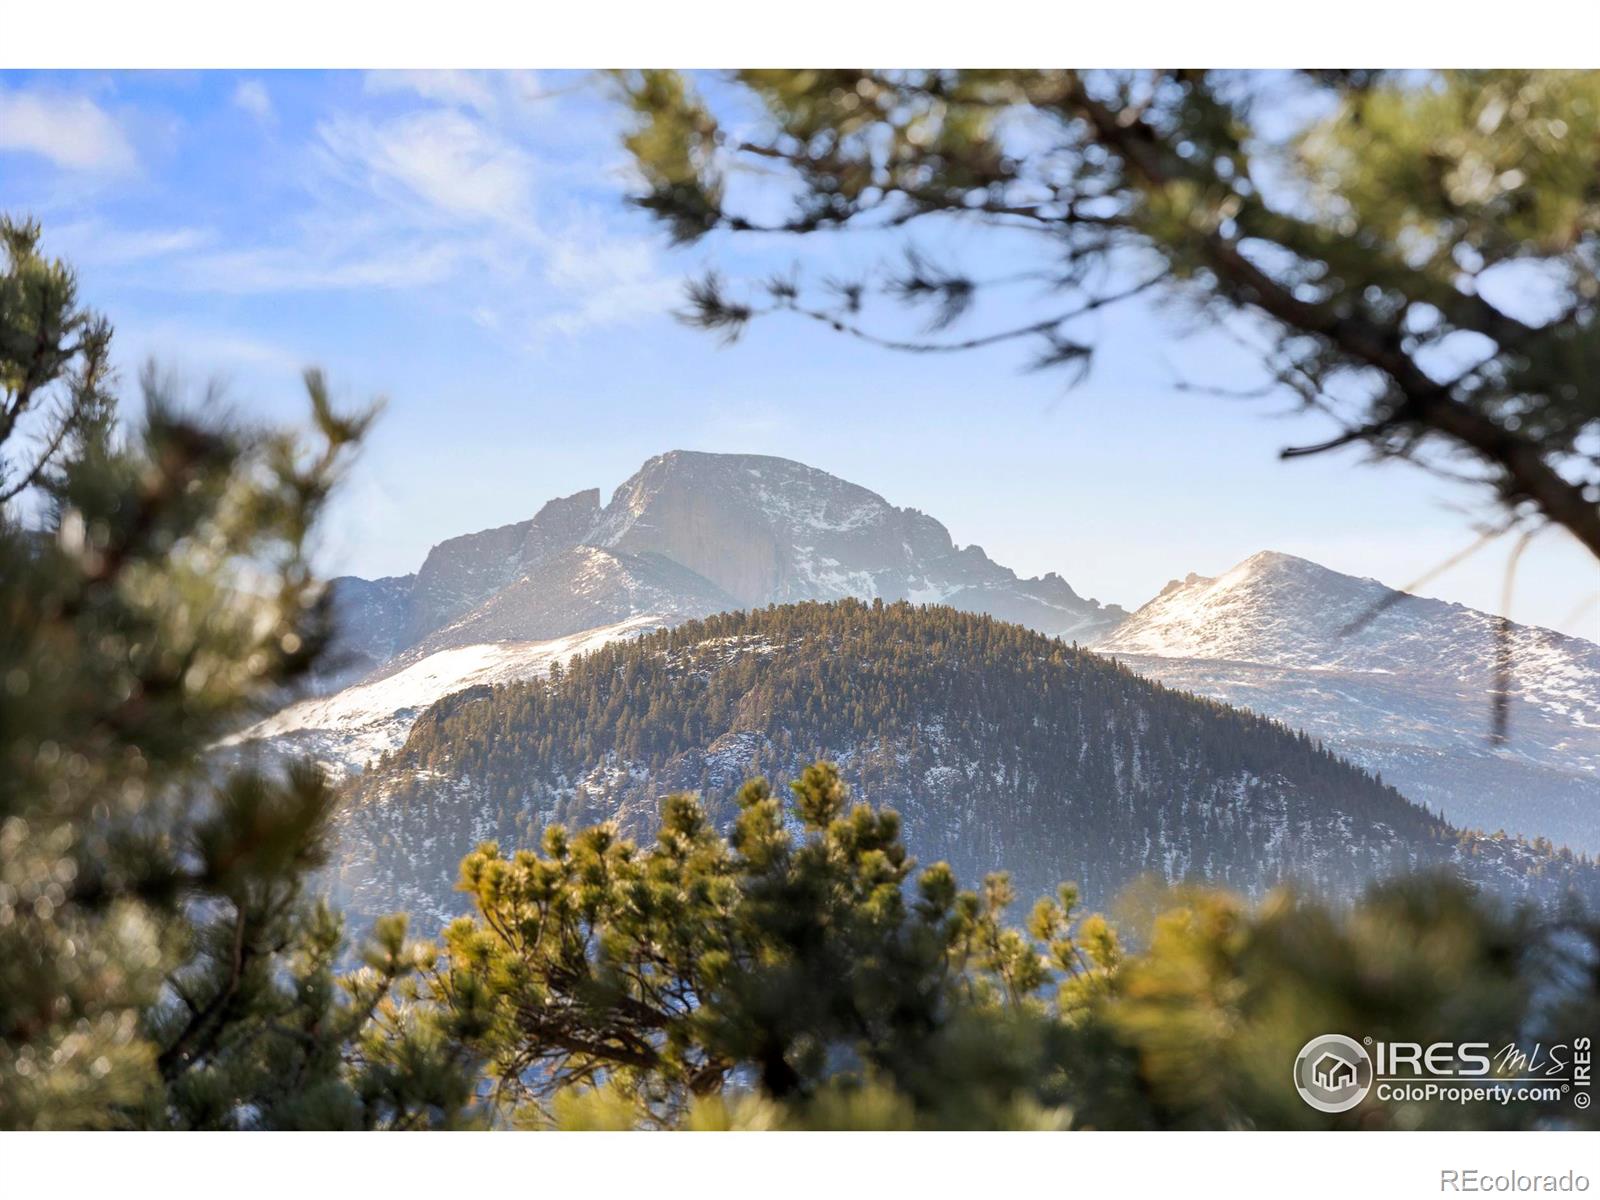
[{"x1": 1, "y1": 69, "x2": 1594, "y2": 639}]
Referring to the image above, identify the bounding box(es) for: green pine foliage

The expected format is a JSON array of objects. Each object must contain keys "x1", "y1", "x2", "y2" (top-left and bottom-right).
[
  {"x1": 0, "y1": 216, "x2": 481, "y2": 1130},
  {"x1": 431, "y1": 761, "x2": 1121, "y2": 1129},
  {"x1": 1101, "y1": 875, "x2": 1600, "y2": 1130},
  {"x1": 6, "y1": 211, "x2": 1598, "y2": 1132},
  {"x1": 422, "y1": 765, "x2": 1598, "y2": 1130}
]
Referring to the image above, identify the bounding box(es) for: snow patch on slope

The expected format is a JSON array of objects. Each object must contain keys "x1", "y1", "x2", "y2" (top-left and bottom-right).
[{"x1": 227, "y1": 614, "x2": 665, "y2": 777}]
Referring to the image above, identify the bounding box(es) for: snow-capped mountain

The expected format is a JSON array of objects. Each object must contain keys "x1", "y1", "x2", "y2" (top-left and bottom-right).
[
  {"x1": 237, "y1": 454, "x2": 1595, "y2": 859},
  {"x1": 236, "y1": 451, "x2": 1125, "y2": 774},
  {"x1": 327, "y1": 451, "x2": 1125, "y2": 669},
  {"x1": 585, "y1": 452, "x2": 1121, "y2": 635},
  {"x1": 1092, "y1": 551, "x2": 1600, "y2": 852},
  {"x1": 404, "y1": 546, "x2": 737, "y2": 660}
]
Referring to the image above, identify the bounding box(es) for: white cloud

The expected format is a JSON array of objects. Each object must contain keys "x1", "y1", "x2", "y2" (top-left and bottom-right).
[
  {"x1": 364, "y1": 70, "x2": 500, "y2": 115},
  {"x1": 361, "y1": 71, "x2": 559, "y2": 120},
  {"x1": 232, "y1": 80, "x2": 275, "y2": 126},
  {"x1": 48, "y1": 219, "x2": 214, "y2": 267},
  {"x1": 316, "y1": 109, "x2": 538, "y2": 230},
  {"x1": 544, "y1": 230, "x2": 656, "y2": 291},
  {"x1": 532, "y1": 223, "x2": 679, "y2": 339},
  {"x1": 100, "y1": 82, "x2": 680, "y2": 343},
  {"x1": 113, "y1": 317, "x2": 305, "y2": 379},
  {"x1": 0, "y1": 88, "x2": 136, "y2": 173},
  {"x1": 531, "y1": 274, "x2": 682, "y2": 340},
  {"x1": 176, "y1": 237, "x2": 474, "y2": 294}
]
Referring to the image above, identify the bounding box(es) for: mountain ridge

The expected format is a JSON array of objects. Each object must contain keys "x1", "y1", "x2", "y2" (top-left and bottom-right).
[
  {"x1": 248, "y1": 457, "x2": 1595, "y2": 854},
  {"x1": 1091, "y1": 549, "x2": 1600, "y2": 850},
  {"x1": 329, "y1": 601, "x2": 1599, "y2": 929}
]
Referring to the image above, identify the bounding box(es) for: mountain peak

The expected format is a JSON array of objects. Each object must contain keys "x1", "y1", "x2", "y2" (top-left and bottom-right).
[
  {"x1": 1204, "y1": 549, "x2": 1368, "y2": 589},
  {"x1": 1096, "y1": 548, "x2": 1595, "y2": 685},
  {"x1": 1096, "y1": 550, "x2": 1396, "y2": 664},
  {"x1": 1091, "y1": 549, "x2": 1600, "y2": 853},
  {"x1": 628, "y1": 449, "x2": 848, "y2": 489},
  {"x1": 328, "y1": 449, "x2": 1125, "y2": 673},
  {"x1": 1237, "y1": 548, "x2": 1309, "y2": 571},
  {"x1": 584, "y1": 450, "x2": 1123, "y2": 636}
]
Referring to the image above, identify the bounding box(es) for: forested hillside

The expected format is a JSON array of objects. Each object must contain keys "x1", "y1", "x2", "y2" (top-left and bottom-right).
[{"x1": 335, "y1": 601, "x2": 1598, "y2": 926}]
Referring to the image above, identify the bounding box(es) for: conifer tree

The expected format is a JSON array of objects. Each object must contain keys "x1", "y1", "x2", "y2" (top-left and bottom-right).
[
  {"x1": 434, "y1": 762, "x2": 1118, "y2": 1128},
  {"x1": 1097, "y1": 876, "x2": 1600, "y2": 1130},
  {"x1": 0, "y1": 217, "x2": 481, "y2": 1130},
  {"x1": 1, "y1": 217, "x2": 115, "y2": 507},
  {"x1": 431, "y1": 765, "x2": 1597, "y2": 1131}
]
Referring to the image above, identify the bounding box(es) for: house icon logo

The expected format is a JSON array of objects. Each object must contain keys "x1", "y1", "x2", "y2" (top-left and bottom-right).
[
  {"x1": 1294, "y1": 1034, "x2": 1373, "y2": 1113},
  {"x1": 1313, "y1": 1053, "x2": 1357, "y2": 1090}
]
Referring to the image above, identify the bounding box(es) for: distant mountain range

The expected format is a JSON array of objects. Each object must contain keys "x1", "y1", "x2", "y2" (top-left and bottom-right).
[
  {"x1": 239, "y1": 450, "x2": 1126, "y2": 768},
  {"x1": 230, "y1": 450, "x2": 1597, "y2": 866},
  {"x1": 329, "y1": 603, "x2": 1599, "y2": 929}
]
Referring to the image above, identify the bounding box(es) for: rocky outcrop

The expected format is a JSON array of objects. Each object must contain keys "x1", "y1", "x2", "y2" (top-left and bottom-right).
[{"x1": 404, "y1": 488, "x2": 603, "y2": 643}]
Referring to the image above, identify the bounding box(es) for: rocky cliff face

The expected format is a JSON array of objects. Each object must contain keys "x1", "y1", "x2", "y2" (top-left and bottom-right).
[
  {"x1": 403, "y1": 488, "x2": 604, "y2": 644},
  {"x1": 262, "y1": 451, "x2": 1125, "y2": 776},
  {"x1": 328, "y1": 450, "x2": 1126, "y2": 672},
  {"x1": 591, "y1": 451, "x2": 1126, "y2": 637},
  {"x1": 407, "y1": 545, "x2": 738, "y2": 657},
  {"x1": 325, "y1": 573, "x2": 414, "y2": 683}
]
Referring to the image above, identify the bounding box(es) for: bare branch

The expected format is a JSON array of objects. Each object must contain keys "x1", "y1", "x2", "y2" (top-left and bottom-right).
[{"x1": 1491, "y1": 529, "x2": 1541, "y2": 746}]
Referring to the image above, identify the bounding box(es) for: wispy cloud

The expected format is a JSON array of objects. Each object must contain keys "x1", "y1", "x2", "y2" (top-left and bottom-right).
[
  {"x1": 50, "y1": 73, "x2": 681, "y2": 346},
  {"x1": 177, "y1": 237, "x2": 478, "y2": 294},
  {"x1": 315, "y1": 109, "x2": 539, "y2": 230},
  {"x1": 532, "y1": 273, "x2": 683, "y2": 340},
  {"x1": 532, "y1": 221, "x2": 680, "y2": 340},
  {"x1": 0, "y1": 88, "x2": 136, "y2": 173},
  {"x1": 251, "y1": 88, "x2": 678, "y2": 341},
  {"x1": 232, "y1": 80, "x2": 275, "y2": 127},
  {"x1": 364, "y1": 70, "x2": 500, "y2": 115},
  {"x1": 44, "y1": 218, "x2": 213, "y2": 269},
  {"x1": 362, "y1": 70, "x2": 551, "y2": 118},
  {"x1": 112, "y1": 317, "x2": 306, "y2": 382}
]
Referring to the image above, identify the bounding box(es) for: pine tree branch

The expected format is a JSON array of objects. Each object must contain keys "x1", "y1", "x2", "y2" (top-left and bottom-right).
[
  {"x1": 0, "y1": 408, "x2": 73, "y2": 503},
  {"x1": 1063, "y1": 77, "x2": 1600, "y2": 558},
  {"x1": 156, "y1": 906, "x2": 251, "y2": 1082}
]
